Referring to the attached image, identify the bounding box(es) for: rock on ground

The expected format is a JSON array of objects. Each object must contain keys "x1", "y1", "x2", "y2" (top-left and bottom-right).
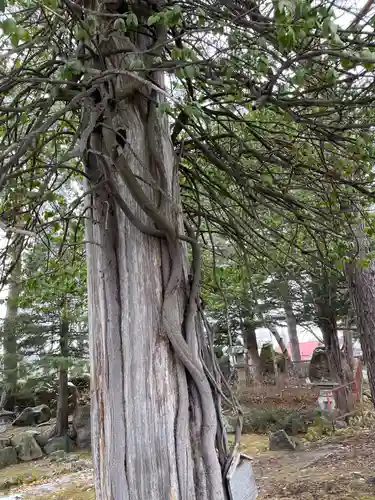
[
  {"x1": 44, "y1": 435, "x2": 75, "y2": 455},
  {"x1": 0, "y1": 410, "x2": 16, "y2": 424},
  {"x1": 0, "y1": 438, "x2": 11, "y2": 450},
  {"x1": 33, "y1": 431, "x2": 51, "y2": 449},
  {"x1": 269, "y1": 429, "x2": 296, "y2": 451},
  {"x1": 12, "y1": 405, "x2": 51, "y2": 427},
  {"x1": 11, "y1": 431, "x2": 44, "y2": 461},
  {"x1": 0, "y1": 446, "x2": 18, "y2": 468},
  {"x1": 73, "y1": 404, "x2": 91, "y2": 449},
  {"x1": 48, "y1": 450, "x2": 66, "y2": 462},
  {"x1": 12, "y1": 408, "x2": 35, "y2": 427}
]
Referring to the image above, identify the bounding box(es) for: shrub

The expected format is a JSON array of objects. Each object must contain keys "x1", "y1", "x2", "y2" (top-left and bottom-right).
[{"x1": 237, "y1": 407, "x2": 319, "y2": 435}]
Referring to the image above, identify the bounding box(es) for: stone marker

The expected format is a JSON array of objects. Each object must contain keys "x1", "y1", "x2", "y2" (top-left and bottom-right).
[
  {"x1": 226, "y1": 452, "x2": 258, "y2": 500},
  {"x1": 269, "y1": 429, "x2": 296, "y2": 451}
]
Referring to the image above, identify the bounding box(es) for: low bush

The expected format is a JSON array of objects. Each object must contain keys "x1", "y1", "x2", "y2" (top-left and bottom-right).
[{"x1": 235, "y1": 407, "x2": 320, "y2": 435}]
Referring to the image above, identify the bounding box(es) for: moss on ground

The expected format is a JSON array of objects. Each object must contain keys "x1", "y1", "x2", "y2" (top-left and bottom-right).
[
  {"x1": 228, "y1": 432, "x2": 269, "y2": 455},
  {"x1": 0, "y1": 461, "x2": 52, "y2": 490},
  {"x1": 35, "y1": 483, "x2": 95, "y2": 499},
  {"x1": 0, "y1": 452, "x2": 93, "y2": 491}
]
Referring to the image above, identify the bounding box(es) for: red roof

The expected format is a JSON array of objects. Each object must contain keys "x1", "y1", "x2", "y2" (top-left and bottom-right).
[{"x1": 276, "y1": 341, "x2": 321, "y2": 360}]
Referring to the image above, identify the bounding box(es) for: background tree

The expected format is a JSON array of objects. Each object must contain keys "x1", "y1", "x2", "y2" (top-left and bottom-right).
[
  {"x1": 15, "y1": 223, "x2": 88, "y2": 435},
  {"x1": 345, "y1": 220, "x2": 375, "y2": 405},
  {"x1": 0, "y1": 241, "x2": 22, "y2": 407}
]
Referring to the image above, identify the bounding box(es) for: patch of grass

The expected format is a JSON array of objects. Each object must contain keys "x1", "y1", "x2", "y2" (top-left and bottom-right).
[
  {"x1": 0, "y1": 452, "x2": 92, "y2": 492},
  {"x1": 74, "y1": 449, "x2": 91, "y2": 460},
  {"x1": 228, "y1": 433, "x2": 269, "y2": 455},
  {"x1": 0, "y1": 462, "x2": 52, "y2": 490}
]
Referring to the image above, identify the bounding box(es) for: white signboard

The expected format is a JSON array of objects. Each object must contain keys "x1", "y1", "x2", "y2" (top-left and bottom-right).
[{"x1": 226, "y1": 452, "x2": 258, "y2": 500}]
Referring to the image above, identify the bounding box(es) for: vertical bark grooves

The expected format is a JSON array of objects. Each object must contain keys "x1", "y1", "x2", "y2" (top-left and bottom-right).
[
  {"x1": 268, "y1": 324, "x2": 290, "y2": 363},
  {"x1": 314, "y1": 298, "x2": 344, "y2": 383},
  {"x1": 244, "y1": 325, "x2": 261, "y2": 379},
  {"x1": 86, "y1": 171, "x2": 130, "y2": 498},
  {"x1": 83, "y1": 4, "x2": 226, "y2": 498},
  {"x1": 85, "y1": 80, "x2": 224, "y2": 500},
  {"x1": 282, "y1": 282, "x2": 301, "y2": 362},
  {"x1": 343, "y1": 314, "x2": 354, "y2": 370},
  {"x1": 346, "y1": 261, "x2": 375, "y2": 405}
]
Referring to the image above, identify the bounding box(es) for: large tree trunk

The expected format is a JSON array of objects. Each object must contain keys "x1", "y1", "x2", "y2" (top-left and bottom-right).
[
  {"x1": 243, "y1": 324, "x2": 261, "y2": 380},
  {"x1": 314, "y1": 298, "x2": 344, "y2": 383},
  {"x1": 2, "y1": 246, "x2": 22, "y2": 407},
  {"x1": 84, "y1": 5, "x2": 225, "y2": 499},
  {"x1": 342, "y1": 314, "x2": 354, "y2": 370},
  {"x1": 282, "y1": 282, "x2": 301, "y2": 362},
  {"x1": 314, "y1": 297, "x2": 350, "y2": 413},
  {"x1": 345, "y1": 225, "x2": 375, "y2": 407},
  {"x1": 267, "y1": 324, "x2": 289, "y2": 361},
  {"x1": 267, "y1": 323, "x2": 291, "y2": 373},
  {"x1": 55, "y1": 317, "x2": 69, "y2": 438}
]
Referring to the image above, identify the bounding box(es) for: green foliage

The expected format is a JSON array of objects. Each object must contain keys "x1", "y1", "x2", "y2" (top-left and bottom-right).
[
  {"x1": 304, "y1": 414, "x2": 335, "y2": 441},
  {"x1": 0, "y1": 202, "x2": 89, "y2": 387},
  {"x1": 16, "y1": 231, "x2": 88, "y2": 380},
  {"x1": 148, "y1": 6, "x2": 181, "y2": 27},
  {"x1": 239, "y1": 408, "x2": 319, "y2": 435},
  {"x1": 260, "y1": 343, "x2": 276, "y2": 373}
]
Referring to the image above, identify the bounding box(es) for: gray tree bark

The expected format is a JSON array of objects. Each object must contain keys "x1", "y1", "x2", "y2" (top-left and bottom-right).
[
  {"x1": 267, "y1": 324, "x2": 288, "y2": 360},
  {"x1": 314, "y1": 297, "x2": 344, "y2": 383},
  {"x1": 2, "y1": 246, "x2": 22, "y2": 406},
  {"x1": 267, "y1": 323, "x2": 291, "y2": 373},
  {"x1": 342, "y1": 314, "x2": 354, "y2": 370},
  {"x1": 55, "y1": 317, "x2": 69, "y2": 438},
  {"x1": 83, "y1": 3, "x2": 226, "y2": 499},
  {"x1": 244, "y1": 325, "x2": 261, "y2": 380},
  {"x1": 281, "y1": 282, "x2": 301, "y2": 363},
  {"x1": 314, "y1": 294, "x2": 350, "y2": 413},
  {"x1": 345, "y1": 225, "x2": 375, "y2": 407}
]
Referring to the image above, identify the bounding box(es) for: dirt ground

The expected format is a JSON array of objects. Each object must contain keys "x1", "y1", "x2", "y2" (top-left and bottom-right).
[
  {"x1": 0, "y1": 419, "x2": 94, "y2": 499},
  {"x1": 0, "y1": 454, "x2": 94, "y2": 499},
  {"x1": 1, "y1": 428, "x2": 375, "y2": 498},
  {"x1": 249, "y1": 430, "x2": 375, "y2": 499}
]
